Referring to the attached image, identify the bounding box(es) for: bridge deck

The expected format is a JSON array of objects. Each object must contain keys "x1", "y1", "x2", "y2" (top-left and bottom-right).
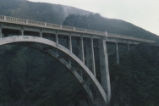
[{"x1": 0, "y1": 15, "x2": 155, "y2": 44}]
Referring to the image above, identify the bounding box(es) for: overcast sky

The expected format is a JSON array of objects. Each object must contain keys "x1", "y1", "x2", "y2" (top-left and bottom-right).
[{"x1": 29, "y1": 0, "x2": 159, "y2": 35}]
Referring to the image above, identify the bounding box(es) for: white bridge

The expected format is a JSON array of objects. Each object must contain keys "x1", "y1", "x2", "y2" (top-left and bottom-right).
[{"x1": 0, "y1": 16, "x2": 155, "y2": 106}]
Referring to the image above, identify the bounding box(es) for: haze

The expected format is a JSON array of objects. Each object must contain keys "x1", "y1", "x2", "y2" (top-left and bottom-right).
[{"x1": 29, "y1": 0, "x2": 159, "y2": 35}]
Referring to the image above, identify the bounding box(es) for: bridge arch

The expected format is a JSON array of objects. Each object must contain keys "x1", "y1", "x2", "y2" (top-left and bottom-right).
[{"x1": 0, "y1": 35, "x2": 108, "y2": 105}]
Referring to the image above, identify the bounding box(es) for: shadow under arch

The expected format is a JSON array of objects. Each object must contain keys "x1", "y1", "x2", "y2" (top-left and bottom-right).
[{"x1": 0, "y1": 36, "x2": 108, "y2": 105}]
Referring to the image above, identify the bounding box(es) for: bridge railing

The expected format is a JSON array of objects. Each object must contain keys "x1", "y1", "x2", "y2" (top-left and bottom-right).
[
  {"x1": 75, "y1": 27, "x2": 86, "y2": 32},
  {"x1": 108, "y1": 33, "x2": 155, "y2": 43},
  {"x1": 5, "y1": 16, "x2": 26, "y2": 24},
  {"x1": 46, "y1": 23, "x2": 61, "y2": 29},
  {"x1": 0, "y1": 15, "x2": 105, "y2": 36},
  {"x1": 62, "y1": 25, "x2": 74, "y2": 30},
  {"x1": 27, "y1": 20, "x2": 46, "y2": 26}
]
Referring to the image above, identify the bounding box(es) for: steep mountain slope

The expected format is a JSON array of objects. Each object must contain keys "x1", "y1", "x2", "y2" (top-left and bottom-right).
[
  {"x1": 0, "y1": 0, "x2": 158, "y2": 42},
  {"x1": 109, "y1": 44, "x2": 159, "y2": 106},
  {"x1": 63, "y1": 14, "x2": 159, "y2": 41},
  {"x1": 0, "y1": 0, "x2": 91, "y2": 24},
  {"x1": 0, "y1": 44, "x2": 90, "y2": 106},
  {"x1": 1, "y1": 0, "x2": 159, "y2": 106}
]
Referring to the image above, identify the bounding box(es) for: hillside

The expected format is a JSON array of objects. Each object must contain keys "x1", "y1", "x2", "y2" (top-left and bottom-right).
[
  {"x1": 0, "y1": 0, "x2": 159, "y2": 106},
  {"x1": 0, "y1": 0, "x2": 91, "y2": 24},
  {"x1": 0, "y1": 44, "x2": 88, "y2": 106},
  {"x1": 0, "y1": 43, "x2": 159, "y2": 106},
  {"x1": 109, "y1": 44, "x2": 159, "y2": 106},
  {"x1": 0, "y1": 0, "x2": 158, "y2": 41},
  {"x1": 63, "y1": 14, "x2": 159, "y2": 41}
]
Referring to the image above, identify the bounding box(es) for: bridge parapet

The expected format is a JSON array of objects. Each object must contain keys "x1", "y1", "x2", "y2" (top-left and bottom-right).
[
  {"x1": 108, "y1": 33, "x2": 155, "y2": 43},
  {"x1": 0, "y1": 15, "x2": 105, "y2": 36}
]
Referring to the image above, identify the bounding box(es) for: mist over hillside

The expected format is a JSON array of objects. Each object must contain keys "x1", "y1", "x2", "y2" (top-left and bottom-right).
[
  {"x1": 0, "y1": 0, "x2": 159, "y2": 106},
  {"x1": 63, "y1": 14, "x2": 159, "y2": 42},
  {"x1": 0, "y1": 0, "x2": 158, "y2": 41},
  {"x1": 0, "y1": 0, "x2": 91, "y2": 24}
]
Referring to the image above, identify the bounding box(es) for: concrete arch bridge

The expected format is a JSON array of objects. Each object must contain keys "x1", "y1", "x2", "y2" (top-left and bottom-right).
[{"x1": 0, "y1": 16, "x2": 155, "y2": 106}]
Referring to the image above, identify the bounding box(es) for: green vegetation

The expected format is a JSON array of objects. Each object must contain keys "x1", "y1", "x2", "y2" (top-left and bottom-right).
[
  {"x1": 1, "y1": 0, "x2": 158, "y2": 42},
  {"x1": 0, "y1": 44, "x2": 86, "y2": 105},
  {"x1": 109, "y1": 44, "x2": 159, "y2": 106},
  {"x1": 0, "y1": 0, "x2": 90, "y2": 24},
  {"x1": 0, "y1": 0, "x2": 159, "y2": 106},
  {"x1": 63, "y1": 14, "x2": 159, "y2": 41}
]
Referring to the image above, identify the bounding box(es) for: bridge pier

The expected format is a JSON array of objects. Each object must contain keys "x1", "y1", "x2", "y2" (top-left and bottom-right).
[
  {"x1": 80, "y1": 37, "x2": 85, "y2": 63},
  {"x1": 69, "y1": 35, "x2": 72, "y2": 52},
  {"x1": 84, "y1": 38, "x2": 89, "y2": 68},
  {"x1": 91, "y1": 38, "x2": 96, "y2": 76},
  {"x1": 116, "y1": 42, "x2": 120, "y2": 64},
  {"x1": 83, "y1": 38, "x2": 95, "y2": 72},
  {"x1": 56, "y1": 32, "x2": 59, "y2": 44},
  {"x1": 99, "y1": 40, "x2": 111, "y2": 102},
  {"x1": 21, "y1": 27, "x2": 24, "y2": 36}
]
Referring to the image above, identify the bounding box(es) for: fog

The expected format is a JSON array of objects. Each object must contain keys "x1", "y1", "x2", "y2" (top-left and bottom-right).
[{"x1": 29, "y1": 0, "x2": 159, "y2": 35}]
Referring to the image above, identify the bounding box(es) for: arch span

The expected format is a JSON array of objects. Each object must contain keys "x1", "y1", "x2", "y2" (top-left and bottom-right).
[{"x1": 0, "y1": 36, "x2": 108, "y2": 104}]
